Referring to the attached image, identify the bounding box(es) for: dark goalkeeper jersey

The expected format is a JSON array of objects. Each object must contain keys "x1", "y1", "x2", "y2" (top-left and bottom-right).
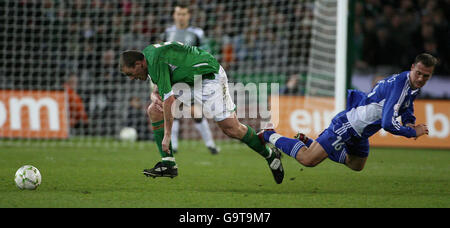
[{"x1": 161, "y1": 25, "x2": 205, "y2": 47}]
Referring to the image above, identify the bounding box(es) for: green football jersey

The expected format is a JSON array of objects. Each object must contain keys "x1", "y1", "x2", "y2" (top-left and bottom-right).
[{"x1": 143, "y1": 41, "x2": 220, "y2": 100}]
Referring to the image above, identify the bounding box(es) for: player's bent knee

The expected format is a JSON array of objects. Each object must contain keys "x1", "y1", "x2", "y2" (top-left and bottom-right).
[
  {"x1": 346, "y1": 155, "x2": 366, "y2": 172},
  {"x1": 349, "y1": 164, "x2": 365, "y2": 172},
  {"x1": 147, "y1": 103, "x2": 163, "y2": 121}
]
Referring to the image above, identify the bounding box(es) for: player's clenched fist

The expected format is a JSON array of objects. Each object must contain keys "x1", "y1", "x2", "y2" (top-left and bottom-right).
[{"x1": 413, "y1": 124, "x2": 429, "y2": 139}]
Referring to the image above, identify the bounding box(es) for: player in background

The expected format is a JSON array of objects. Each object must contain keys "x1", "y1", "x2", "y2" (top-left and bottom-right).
[
  {"x1": 258, "y1": 53, "x2": 436, "y2": 171},
  {"x1": 119, "y1": 42, "x2": 284, "y2": 184},
  {"x1": 153, "y1": 2, "x2": 219, "y2": 155}
]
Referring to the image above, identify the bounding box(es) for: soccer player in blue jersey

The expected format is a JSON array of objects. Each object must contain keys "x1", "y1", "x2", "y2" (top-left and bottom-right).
[{"x1": 259, "y1": 53, "x2": 436, "y2": 171}]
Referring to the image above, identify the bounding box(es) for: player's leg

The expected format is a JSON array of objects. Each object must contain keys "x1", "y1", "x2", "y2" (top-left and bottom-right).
[
  {"x1": 143, "y1": 102, "x2": 177, "y2": 178},
  {"x1": 306, "y1": 131, "x2": 368, "y2": 171},
  {"x1": 294, "y1": 132, "x2": 314, "y2": 147},
  {"x1": 345, "y1": 155, "x2": 367, "y2": 171},
  {"x1": 216, "y1": 112, "x2": 269, "y2": 158},
  {"x1": 192, "y1": 104, "x2": 218, "y2": 154},
  {"x1": 171, "y1": 118, "x2": 180, "y2": 153},
  {"x1": 194, "y1": 118, "x2": 219, "y2": 154},
  {"x1": 261, "y1": 130, "x2": 328, "y2": 167},
  {"x1": 264, "y1": 127, "x2": 368, "y2": 171},
  {"x1": 343, "y1": 138, "x2": 369, "y2": 171},
  {"x1": 199, "y1": 65, "x2": 284, "y2": 184},
  {"x1": 208, "y1": 69, "x2": 272, "y2": 160},
  {"x1": 216, "y1": 113, "x2": 284, "y2": 184},
  {"x1": 296, "y1": 141, "x2": 329, "y2": 167}
]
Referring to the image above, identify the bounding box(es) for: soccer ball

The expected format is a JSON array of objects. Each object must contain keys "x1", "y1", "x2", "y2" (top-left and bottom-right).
[
  {"x1": 14, "y1": 165, "x2": 42, "y2": 190},
  {"x1": 119, "y1": 127, "x2": 138, "y2": 142}
]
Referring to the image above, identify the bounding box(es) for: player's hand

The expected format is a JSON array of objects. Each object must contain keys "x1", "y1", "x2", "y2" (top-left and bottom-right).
[
  {"x1": 413, "y1": 124, "x2": 429, "y2": 140},
  {"x1": 151, "y1": 92, "x2": 163, "y2": 112},
  {"x1": 162, "y1": 135, "x2": 171, "y2": 154}
]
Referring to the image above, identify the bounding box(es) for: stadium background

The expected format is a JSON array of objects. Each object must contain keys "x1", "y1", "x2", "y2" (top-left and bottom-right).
[
  {"x1": 0, "y1": 0, "x2": 449, "y2": 146},
  {"x1": 0, "y1": 0, "x2": 449, "y2": 209}
]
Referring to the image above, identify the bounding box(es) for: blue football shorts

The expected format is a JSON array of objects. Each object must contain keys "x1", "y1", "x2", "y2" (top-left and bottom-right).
[{"x1": 316, "y1": 114, "x2": 370, "y2": 164}]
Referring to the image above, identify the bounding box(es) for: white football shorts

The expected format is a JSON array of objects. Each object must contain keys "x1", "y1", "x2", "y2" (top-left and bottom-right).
[{"x1": 174, "y1": 66, "x2": 236, "y2": 122}]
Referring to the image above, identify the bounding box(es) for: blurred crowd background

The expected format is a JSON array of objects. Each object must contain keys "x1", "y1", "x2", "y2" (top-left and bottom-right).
[
  {"x1": 0, "y1": 0, "x2": 449, "y2": 139},
  {"x1": 1, "y1": 0, "x2": 448, "y2": 85},
  {"x1": 353, "y1": 0, "x2": 449, "y2": 76}
]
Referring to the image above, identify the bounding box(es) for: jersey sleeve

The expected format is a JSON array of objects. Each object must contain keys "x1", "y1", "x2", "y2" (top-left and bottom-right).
[
  {"x1": 380, "y1": 79, "x2": 417, "y2": 138},
  {"x1": 401, "y1": 103, "x2": 416, "y2": 126}
]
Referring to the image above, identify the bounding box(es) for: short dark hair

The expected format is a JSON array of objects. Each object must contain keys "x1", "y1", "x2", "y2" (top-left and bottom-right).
[
  {"x1": 119, "y1": 50, "x2": 144, "y2": 70},
  {"x1": 414, "y1": 53, "x2": 439, "y2": 68},
  {"x1": 174, "y1": 1, "x2": 190, "y2": 12}
]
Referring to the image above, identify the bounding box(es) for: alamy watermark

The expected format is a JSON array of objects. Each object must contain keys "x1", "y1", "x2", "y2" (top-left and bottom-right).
[{"x1": 169, "y1": 75, "x2": 279, "y2": 128}]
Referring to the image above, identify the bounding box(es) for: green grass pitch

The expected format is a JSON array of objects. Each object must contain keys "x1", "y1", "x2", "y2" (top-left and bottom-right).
[{"x1": 0, "y1": 140, "x2": 449, "y2": 208}]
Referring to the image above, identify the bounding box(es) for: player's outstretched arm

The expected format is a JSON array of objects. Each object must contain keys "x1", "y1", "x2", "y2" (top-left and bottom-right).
[{"x1": 380, "y1": 77, "x2": 417, "y2": 138}]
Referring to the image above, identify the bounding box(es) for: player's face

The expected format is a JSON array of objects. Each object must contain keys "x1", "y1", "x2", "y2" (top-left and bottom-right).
[
  {"x1": 173, "y1": 7, "x2": 190, "y2": 28},
  {"x1": 409, "y1": 62, "x2": 433, "y2": 89},
  {"x1": 122, "y1": 61, "x2": 147, "y2": 81}
]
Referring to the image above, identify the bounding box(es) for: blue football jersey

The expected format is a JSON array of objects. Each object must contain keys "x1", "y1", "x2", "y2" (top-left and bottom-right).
[{"x1": 345, "y1": 71, "x2": 418, "y2": 139}]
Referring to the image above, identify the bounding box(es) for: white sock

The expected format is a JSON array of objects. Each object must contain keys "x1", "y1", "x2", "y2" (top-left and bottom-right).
[
  {"x1": 269, "y1": 133, "x2": 283, "y2": 145},
  {"x1": 195, "y1": 118, "x2": 216, "y2": 148},
  {"x1": 171, "y1": 119, "x2": 180, "y2": 150}
]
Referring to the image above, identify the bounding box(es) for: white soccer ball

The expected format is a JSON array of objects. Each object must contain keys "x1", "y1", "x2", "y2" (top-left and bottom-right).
[
  {"x1": 15, "y1": 165, "x2": 42, "y2": 190},
  {"x1": 119, "y1": 127, "x2": 138, "y2": 142}
]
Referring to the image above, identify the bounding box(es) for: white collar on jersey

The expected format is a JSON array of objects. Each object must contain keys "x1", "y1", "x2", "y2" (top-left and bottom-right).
[{"x1": 407, "y1": 72, "x2": 420, "y2": 95}]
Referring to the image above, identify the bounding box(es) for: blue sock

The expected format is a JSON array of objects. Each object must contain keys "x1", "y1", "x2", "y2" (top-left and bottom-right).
[
  {"x1": 305, "y1": 138, "x2": 313, "y2": 147},
  {"x1": 263, "y1": 131, "x2": 305, "y2": 158}
]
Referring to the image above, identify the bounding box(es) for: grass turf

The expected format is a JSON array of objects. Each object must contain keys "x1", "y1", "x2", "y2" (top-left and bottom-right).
[{"x1": 0, "y1": 140, "x2": 449, "y2": 208}]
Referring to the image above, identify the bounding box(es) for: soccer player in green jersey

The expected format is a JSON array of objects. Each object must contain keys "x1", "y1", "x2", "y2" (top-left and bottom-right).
[{"x1": 119, "y1": 41, "x2": 284, "y2": 184}]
